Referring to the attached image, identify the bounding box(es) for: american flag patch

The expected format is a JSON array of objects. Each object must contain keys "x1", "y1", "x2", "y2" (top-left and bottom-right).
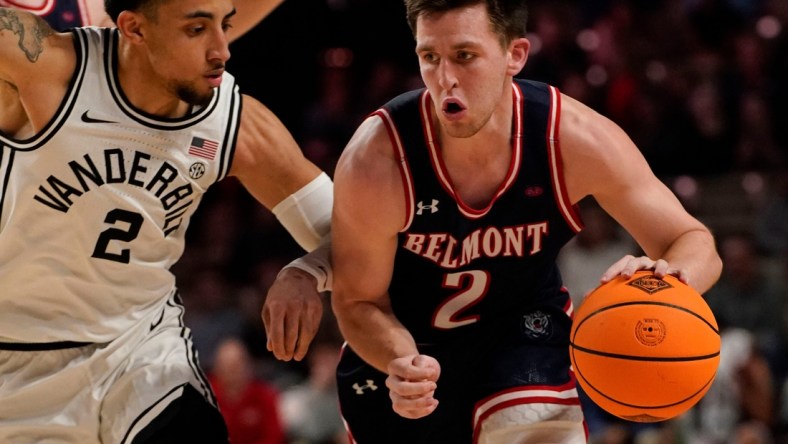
[{"x1": 188, "y1": 136, "x2": 219, "y2": 160}]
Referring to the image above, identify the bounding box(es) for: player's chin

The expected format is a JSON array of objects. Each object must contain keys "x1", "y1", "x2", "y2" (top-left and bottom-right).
[{"x1": 174, "y1": 82, "x2": 214, "y2": 107}]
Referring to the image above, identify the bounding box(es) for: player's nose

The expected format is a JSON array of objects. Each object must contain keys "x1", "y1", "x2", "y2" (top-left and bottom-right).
[
  {"x1": 436, "y1": 60, "x2": 458, "y2": 91},
  {"x1": 208, "y1": 30, "x2": 231, "y2": 63}
]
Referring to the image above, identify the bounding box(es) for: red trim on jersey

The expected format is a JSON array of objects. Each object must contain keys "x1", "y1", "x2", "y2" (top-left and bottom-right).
[
  {"x1": 562, "y1": 290, "x2": 575, "y2": 318},
  {"x1": 374, "y1": 109, "x2": 416, "y2": 232},
  {"x1": 420, "y1": 92, "x2": 455, "y2": 200},
  {"x1": 546, "y1": 86, "x2": 584, "y2": 233},
  {"x1": 1, "y1": 0, "x2": 55, "y2": 15},
  {"x1": 421, "y1": 84, "x2": 523, "y2": 220},
  {"x1": 471, "y1": 381, "x2": 583, "y2": 443}
]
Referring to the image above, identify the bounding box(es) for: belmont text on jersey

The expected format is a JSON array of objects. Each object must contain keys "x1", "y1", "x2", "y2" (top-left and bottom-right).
[{"x1": 402, "y1": 222, "x2": 548, "y2": 269}]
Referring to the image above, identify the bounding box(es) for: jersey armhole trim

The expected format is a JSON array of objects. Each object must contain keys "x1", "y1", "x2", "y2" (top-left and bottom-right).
[
  {"x1": 373, "y1": 108, "x2": 415, "y2": 232},
  {"x1": 216, "y1": 83, "x2": 241, "y2": 182},
  {"x1": 547, "y1": 86, "x2": 583, "y2": 233}
]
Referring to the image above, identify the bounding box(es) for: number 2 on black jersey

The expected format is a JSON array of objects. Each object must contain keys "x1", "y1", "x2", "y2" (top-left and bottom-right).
[
  {"x1": 433, "y1": 270, "x2": 490, "y2": 329},
  {"x1": 91, "y1": 209, "x2": 144, "y2": 263}
]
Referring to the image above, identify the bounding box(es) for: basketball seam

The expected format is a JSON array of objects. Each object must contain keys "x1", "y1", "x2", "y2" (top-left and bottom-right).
[
  {"x1": 574, "y1": 368, "x2": 718, "y2": 410},
  {"x1": 568, "y1": 344, "x2": 719, "y2": 362},
  {"x1": 573, "y1": 301, "x2": 720, "y2": 337}
]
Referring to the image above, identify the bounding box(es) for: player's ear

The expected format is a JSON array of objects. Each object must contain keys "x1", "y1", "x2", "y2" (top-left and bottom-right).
[
  {"x1": 115, "y1": 10, "x2": 145, "y2": 43},
  {"x1": 506, "y1": 37, "x2": 530, "y2": 76}
]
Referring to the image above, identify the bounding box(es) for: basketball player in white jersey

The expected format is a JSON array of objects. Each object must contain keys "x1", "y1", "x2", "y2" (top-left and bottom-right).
[{"x1": 0, "y1": 1, "x2": 331, "y2": 442}]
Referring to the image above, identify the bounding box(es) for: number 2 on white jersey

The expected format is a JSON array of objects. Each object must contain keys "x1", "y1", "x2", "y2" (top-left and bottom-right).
[
  {"x1": 91, "y1": 209, "x2": 144, "y2": 264},
  {"x1": 433, "y1": 270, "x2": 490, "y2": 329}
]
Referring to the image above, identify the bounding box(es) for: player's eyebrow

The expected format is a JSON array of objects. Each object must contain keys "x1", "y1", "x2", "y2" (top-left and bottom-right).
[
  {"x1": 184, "y1": 7, "x2": 237, "y2": 20},
  {"x1": 416, "y1": 41, "x2": 478, "y2": 53}
]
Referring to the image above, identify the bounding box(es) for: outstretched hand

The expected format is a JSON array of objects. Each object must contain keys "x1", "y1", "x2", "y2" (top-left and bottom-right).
[
  {"x1": 262, "y1": 267, "x2": 323, "y2": 361},
  {"x1": 386, "y1": 354, "x2": 441, "y2": 419}
]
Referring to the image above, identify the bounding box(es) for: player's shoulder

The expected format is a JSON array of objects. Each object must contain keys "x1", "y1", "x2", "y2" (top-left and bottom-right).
[
  {"x1": 556, "y1": 91, "x2": 625, "y2": 155},
  {"x1": 236, "y1": 93, "x2": 280, "y2": 132},
  {"x1": 336, "y1": 88, "x2": 424, "y2": 192},
  {"x1": 334, "y1": 113, "x2": 406, "y2": 229},
  {"x1": 340, "y1": 114, "x2": 394, "y2": 168},
  {"x1": 0, "y1": 7, "x2": 74, "y2": 45},
  {"x1": 0, "y1": 8, "x2": 73, "y2": 60},
  {"x1": 335, "y1": 116, "x2": 402, "y2": 199},
  {"x1": 233, "y1": 93, "x2": 297, "y2": 172}
]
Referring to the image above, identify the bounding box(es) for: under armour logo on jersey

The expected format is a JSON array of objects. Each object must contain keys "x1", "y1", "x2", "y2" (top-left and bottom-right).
[
  {"x1": 352, "y1": 379, "x2": 379, "y2": 395},
  {"x1": 416, "y1": 199, "x2": 439, "y2": 215}
]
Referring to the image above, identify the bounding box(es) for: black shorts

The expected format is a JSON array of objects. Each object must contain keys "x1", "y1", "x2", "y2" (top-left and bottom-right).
[{"x1": 336, "y1": 297, "x2": 577, "y2": 444}]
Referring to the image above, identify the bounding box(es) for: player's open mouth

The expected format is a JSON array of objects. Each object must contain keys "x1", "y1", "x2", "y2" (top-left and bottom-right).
[
  {"x1": 441, "y1": 98, "x2": 466, "y2": 121},
  {"x1": 443, "y1": 99, "x2": 465, "y2": 115}
]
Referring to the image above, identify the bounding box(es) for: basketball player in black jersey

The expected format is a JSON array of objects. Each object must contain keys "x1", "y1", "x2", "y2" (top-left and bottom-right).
[{"x1": 330, "y1": 0, "x2": 723, "y2": 442}]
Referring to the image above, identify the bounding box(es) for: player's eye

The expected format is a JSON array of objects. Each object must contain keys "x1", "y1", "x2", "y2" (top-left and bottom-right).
[
  {"x1": 187, "y1": 26, "x2": 205, "y2": 36},
  {"x1": 457, "y1": 51, "x2": 473, "y2": 61},
  {"x1": 421, "y1": 52, "x2": 438, "y2": 63}
]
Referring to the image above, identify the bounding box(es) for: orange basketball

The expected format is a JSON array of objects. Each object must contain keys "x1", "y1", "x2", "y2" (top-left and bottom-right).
[{"x1": 569, "y1": 271, "x2": 720, "y2": 422}]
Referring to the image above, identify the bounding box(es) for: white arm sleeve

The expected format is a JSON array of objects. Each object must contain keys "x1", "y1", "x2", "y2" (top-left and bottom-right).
[
  {"x1": 272, "y1": 172, "x2": 332, "y2": 251},
  {"x1": 272, "y1": 172, "x2": 333, "y2": 292}
]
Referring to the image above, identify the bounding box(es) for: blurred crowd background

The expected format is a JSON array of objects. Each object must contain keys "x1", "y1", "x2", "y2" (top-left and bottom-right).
[{"x1": 171, "y1": 0, "x2": 788, "y2": 443}]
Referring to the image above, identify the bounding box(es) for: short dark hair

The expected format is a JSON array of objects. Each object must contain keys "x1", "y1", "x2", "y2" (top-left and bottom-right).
[
  {"x1": 404, "y1": 0, "x2": 528, "y2": 46},
  {"x1": 104, "y1": 0, "x2": 163, "y2": 24}
]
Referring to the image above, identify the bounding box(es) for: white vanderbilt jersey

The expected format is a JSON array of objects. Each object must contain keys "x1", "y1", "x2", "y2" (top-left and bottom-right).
[{"x1": 0, "y1": 27, "x2": 241, "y2": 343}]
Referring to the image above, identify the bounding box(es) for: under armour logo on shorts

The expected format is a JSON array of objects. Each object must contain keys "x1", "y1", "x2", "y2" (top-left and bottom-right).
[{"x1": 352, "y1": 379, "x2": 378, "y2": 395}]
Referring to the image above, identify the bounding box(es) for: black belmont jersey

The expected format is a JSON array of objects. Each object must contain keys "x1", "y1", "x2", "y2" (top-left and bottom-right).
[{"x1": 375, "y1": 79, "x2": 584, "y2": 344}]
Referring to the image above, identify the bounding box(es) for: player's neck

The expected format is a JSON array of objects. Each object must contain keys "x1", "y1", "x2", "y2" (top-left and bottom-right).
[{"x1": 436, "y1": 104, "x2": 514, "y2": 163}]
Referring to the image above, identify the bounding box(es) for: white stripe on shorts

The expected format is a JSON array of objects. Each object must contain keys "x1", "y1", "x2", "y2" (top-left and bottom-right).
[{"x1": 473, "y1": 383, "x2": 580, "y2": 429}]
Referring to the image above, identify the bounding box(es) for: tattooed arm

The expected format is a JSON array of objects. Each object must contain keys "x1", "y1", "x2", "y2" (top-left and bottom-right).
[{"x1": 0, "y1": 8, "x2": 75, "y2": 137}]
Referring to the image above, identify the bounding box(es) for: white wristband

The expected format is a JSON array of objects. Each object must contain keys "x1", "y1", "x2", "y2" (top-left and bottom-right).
[{"x1": 280, "y1": 238, "x2": 332, "y2": 292}]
